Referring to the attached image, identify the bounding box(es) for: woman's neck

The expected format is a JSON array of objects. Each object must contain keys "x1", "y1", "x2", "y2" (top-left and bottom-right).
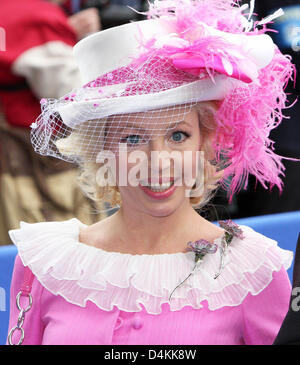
[{"x1": 110, "y1": 202, "x2": 215, "y2": 255}]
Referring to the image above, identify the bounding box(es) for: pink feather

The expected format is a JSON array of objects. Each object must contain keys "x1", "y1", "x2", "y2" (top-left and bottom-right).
[{"x1": 215, "y1": 47, "x2": 295, "y2": 200}]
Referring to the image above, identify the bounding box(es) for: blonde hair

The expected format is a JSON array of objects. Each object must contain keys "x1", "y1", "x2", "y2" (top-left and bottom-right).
[
  {"x1": 56, "y1": 101, "x2": 224, "y2": 212},
  {"x1": 190, "y1": 101, "x2": 223, "y2": 210}
]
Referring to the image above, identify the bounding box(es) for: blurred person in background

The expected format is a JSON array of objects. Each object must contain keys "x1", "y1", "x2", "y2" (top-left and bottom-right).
[
  {"x1": 61, "y1": 0, "x2": 147, "y2": 30},
  {"x1": 235, "y1": 0, "x2": 300, "y2": 218},
  {"x1": 0, "y1": 0, "x2": 104, "y2": 245}
]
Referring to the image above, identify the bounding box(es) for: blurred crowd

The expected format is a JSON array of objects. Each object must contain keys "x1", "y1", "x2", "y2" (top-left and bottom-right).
[{"x1": 0, "y1": 0, "x2": 299, "y2": 244}]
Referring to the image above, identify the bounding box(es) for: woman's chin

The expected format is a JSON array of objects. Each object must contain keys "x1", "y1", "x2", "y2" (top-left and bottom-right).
[
  {"x1": 137, "y1": 186, "x2": 191, "y2": 217},
  {"x1": 119, "y1": 184, "x2": 193, "y2": 216},
  {"x1": 143, "y1": 204, "x2": 178, "y2": 218}
]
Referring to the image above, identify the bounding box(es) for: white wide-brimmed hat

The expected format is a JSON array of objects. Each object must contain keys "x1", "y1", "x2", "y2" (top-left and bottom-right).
[{"x1": 57, "y1": 17, "x2": 275, "y2": 128}]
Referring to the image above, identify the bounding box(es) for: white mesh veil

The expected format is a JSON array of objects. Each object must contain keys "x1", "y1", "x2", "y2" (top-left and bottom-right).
[{"x1": 30, "y1": 55, "x2": 208, "y2": 164}]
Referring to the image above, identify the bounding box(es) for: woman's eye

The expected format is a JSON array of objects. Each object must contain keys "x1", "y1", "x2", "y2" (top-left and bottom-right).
[
  {"x1": 120, "y1": 135, "x2": 141, "y2": 145},
  {"x1": 170, "y1": 131, "x2": 190, "y2": 143}
]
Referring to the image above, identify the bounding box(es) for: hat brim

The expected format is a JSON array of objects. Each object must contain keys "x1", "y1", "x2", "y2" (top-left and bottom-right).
[{"x1": 58, "y1": 74, "x2": 242, "y2": 128}]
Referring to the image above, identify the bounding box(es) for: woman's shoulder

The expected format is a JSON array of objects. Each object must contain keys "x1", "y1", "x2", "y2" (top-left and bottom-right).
[
  {"x1": 7, "y1": 218, "x2": 294, "y2": 314},
  {"x1": 219, "y1": 223, "x2": 293, "y2": 279},
  {"x1": 8, "y1": 218, "x2": 85, "y2": 272},
  {"x1": 8, "y1": 218, "x2": 82, "y2": 245},
  {"x1": 184, "y1": 221, "x2": 294, "y2": 310},
  {"x1": 8, "y1": 217, "x2": 293, "y2": 280}
]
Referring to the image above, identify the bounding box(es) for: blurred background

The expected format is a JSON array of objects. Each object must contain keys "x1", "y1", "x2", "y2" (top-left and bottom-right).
[
  {"x1": 0, "y1": 0, "x2": 299, "y2": 246},
  {"x1": 61, "y1": 0, "x2": 148, "y2": 29},
  {"x1": 204, "y1": 0, "x2": 300, "y2": 222}
]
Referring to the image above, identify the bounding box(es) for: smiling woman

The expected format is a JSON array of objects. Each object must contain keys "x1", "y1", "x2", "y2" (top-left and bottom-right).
[
  {"x1": 61, "y1": 100, "x2": 222, "y2": 213},
  {"x1": 6, "y1": 0, "x2": 297, "y2": 345}
]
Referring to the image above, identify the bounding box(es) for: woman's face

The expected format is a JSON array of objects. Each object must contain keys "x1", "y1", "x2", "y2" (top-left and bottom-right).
[{"x1": 103, "y1": 106, "x2": 203, "y2": 217}]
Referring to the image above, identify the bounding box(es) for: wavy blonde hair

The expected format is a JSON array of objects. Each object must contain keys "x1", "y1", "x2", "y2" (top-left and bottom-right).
[{"x1": 56, "y1": 101, "x2": 224, "y2": 212}]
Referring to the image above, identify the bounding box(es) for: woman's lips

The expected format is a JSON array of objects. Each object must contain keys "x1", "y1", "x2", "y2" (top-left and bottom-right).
[{"x1": 139, "y1": 180, "x2": 177, "y2": 200}]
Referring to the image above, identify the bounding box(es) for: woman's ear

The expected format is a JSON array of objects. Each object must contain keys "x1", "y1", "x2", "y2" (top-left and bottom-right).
[{"x1": 55, "y1": 133, "x2": 81, "y2": 157}]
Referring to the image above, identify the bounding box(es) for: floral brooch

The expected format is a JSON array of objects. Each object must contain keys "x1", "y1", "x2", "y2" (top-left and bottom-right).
[
  {"x1": 168, "y1": 220, "x2": 244, "y2": 301},
  {"x1": 214, "y1": 220, "x2": 244, "y2": 279}
]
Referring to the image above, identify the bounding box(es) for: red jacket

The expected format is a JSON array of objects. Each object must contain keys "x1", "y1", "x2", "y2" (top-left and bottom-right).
[{"x1": 0, "y1": 0, "x2": 77, "y2": 128}]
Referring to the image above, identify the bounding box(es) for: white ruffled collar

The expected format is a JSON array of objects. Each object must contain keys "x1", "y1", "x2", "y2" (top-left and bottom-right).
[{"x1": 9, "y1": 218, "x2": 293, "y2": 314}]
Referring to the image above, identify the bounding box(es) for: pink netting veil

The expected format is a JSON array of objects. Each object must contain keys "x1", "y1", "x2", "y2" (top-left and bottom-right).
[{"x1": 30, "y1": 55, "x2": 204, "y2": 163}]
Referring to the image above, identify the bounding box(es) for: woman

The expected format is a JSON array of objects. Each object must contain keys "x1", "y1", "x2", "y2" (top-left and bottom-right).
[{"x1": 7, "y1": 0, "x2": 296, "y2": 345}]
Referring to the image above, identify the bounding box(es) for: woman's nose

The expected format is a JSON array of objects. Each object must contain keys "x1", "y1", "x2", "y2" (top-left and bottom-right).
[
  {"x1": 148, "y1": 136, "x2": 169, "y2": 153},
  {"x1": 146, "y1": 137, "x2": 173, "y2": 173}
]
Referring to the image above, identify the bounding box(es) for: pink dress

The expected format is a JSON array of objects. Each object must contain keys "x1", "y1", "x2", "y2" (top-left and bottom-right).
[{"x1": 7, "y1": 218, "x2": 293, "y2": 345}]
